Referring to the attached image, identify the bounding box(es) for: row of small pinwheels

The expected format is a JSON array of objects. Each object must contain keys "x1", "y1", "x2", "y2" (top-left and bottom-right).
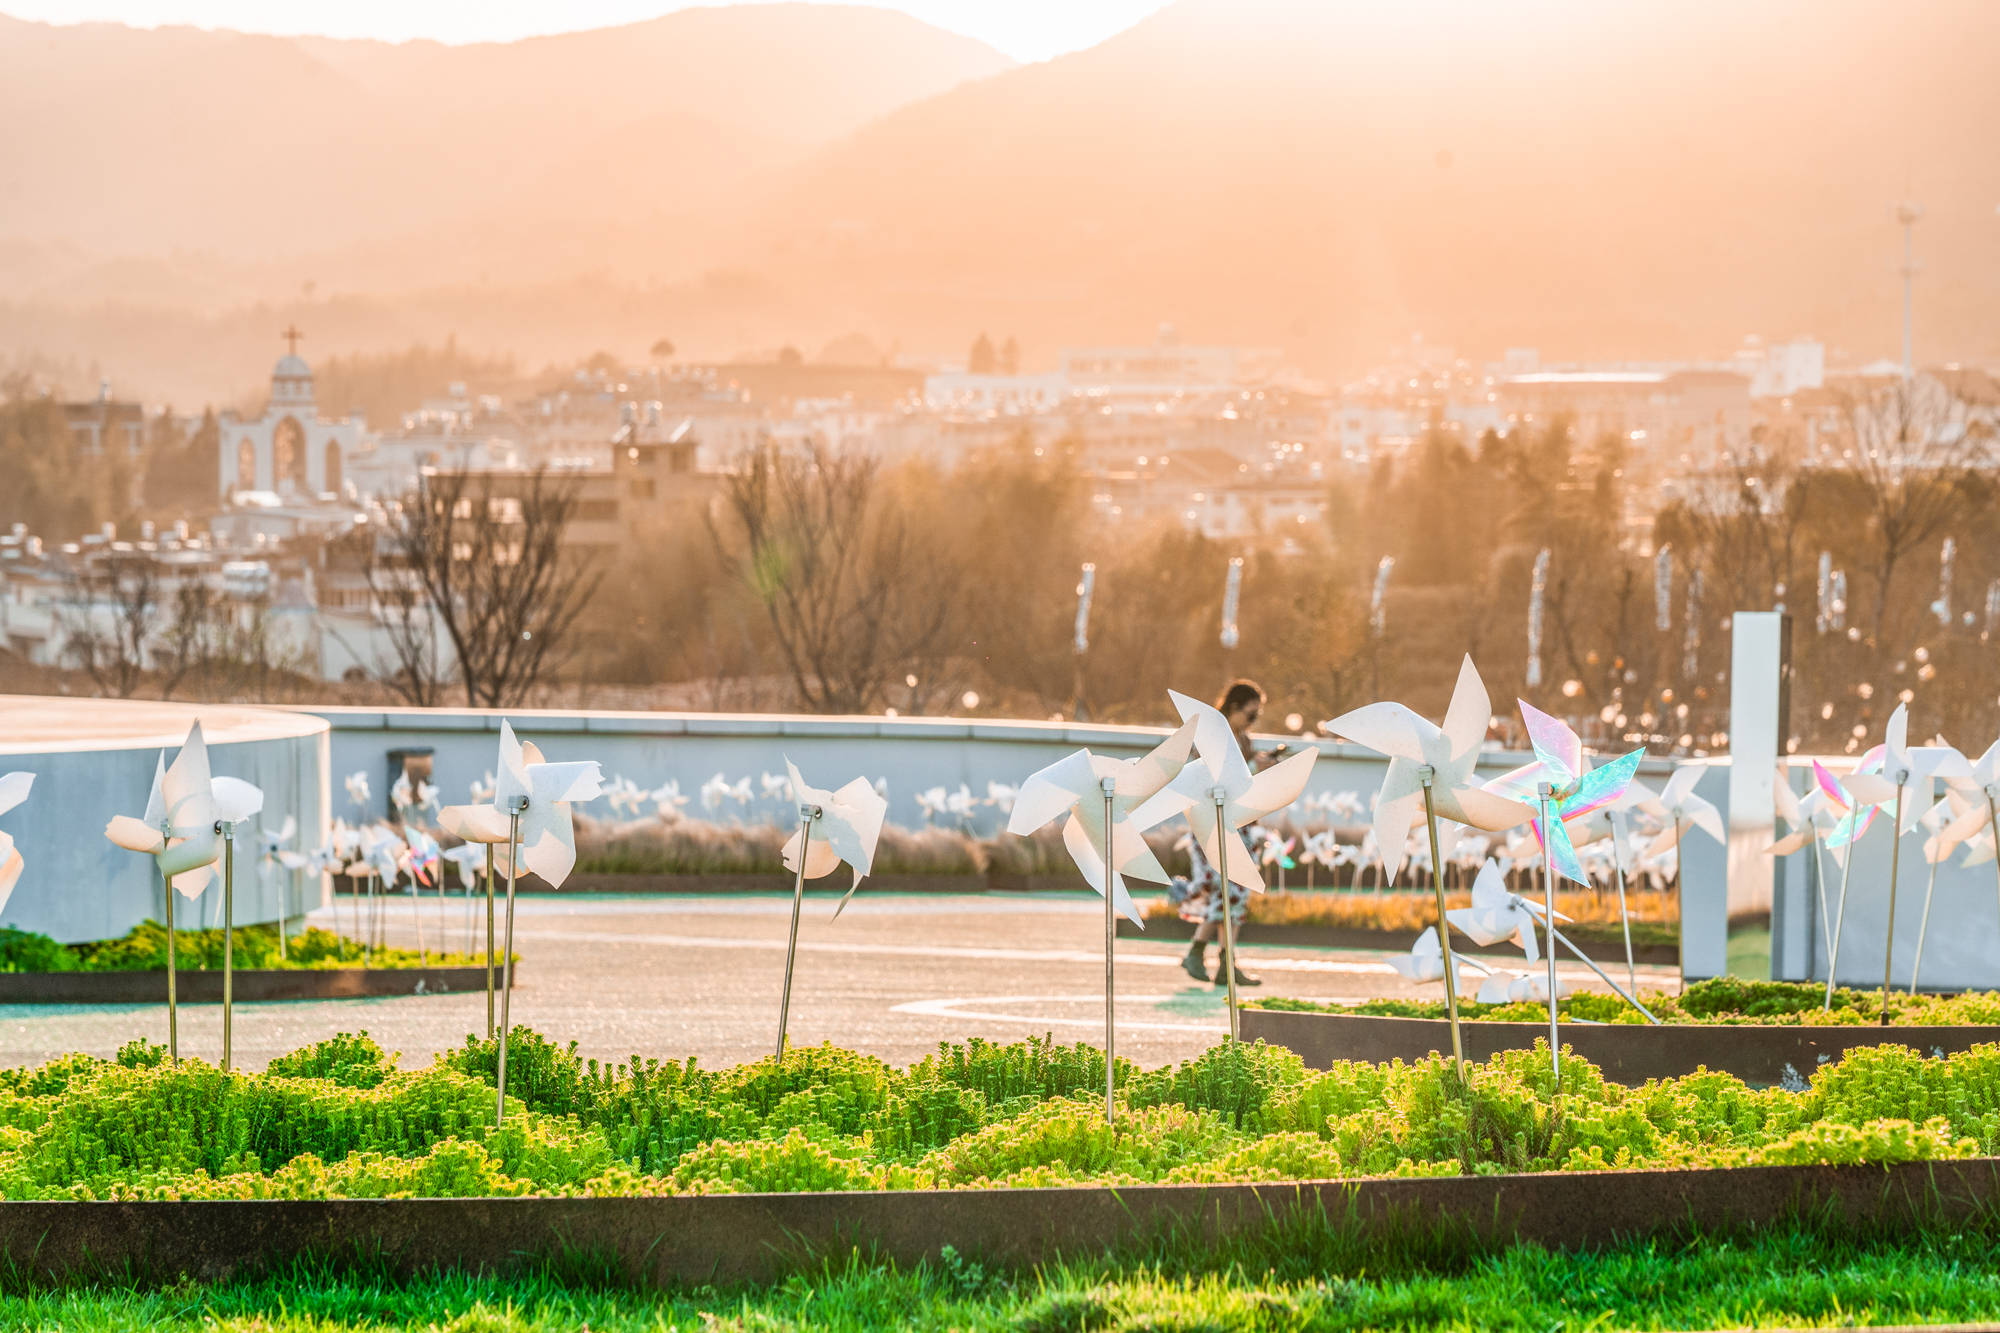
[{"x1": 1766, "y1": 701, "x2": 2000, "y2": 1012}]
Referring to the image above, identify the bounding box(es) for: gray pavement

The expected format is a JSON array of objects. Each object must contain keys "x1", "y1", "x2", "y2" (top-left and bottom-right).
[{"x1": 0, "y1": 892, "x2": 1677, "y2": 1072}]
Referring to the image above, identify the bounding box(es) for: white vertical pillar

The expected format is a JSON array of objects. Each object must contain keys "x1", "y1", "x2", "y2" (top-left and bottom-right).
[{"x1": 1722, "y1": 611, "x2": 1787, "y2": 978}]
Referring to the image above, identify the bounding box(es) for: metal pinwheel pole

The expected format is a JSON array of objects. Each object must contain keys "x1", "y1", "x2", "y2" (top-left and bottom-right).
[
  {"x1": 1537, "y1": 783, "x2": 1560, "y2": 1084},
  {"x1": 494, "y1": 802, "x2": 524, "y2": 1126},
  {"x1": 1822, "y1": 835, "x2": 1858, "y2": 1011},
  {"x1": 1910, "y1": 841, "x2": 1943, "y2": 995},
  {"x1": 221, "y1": 823, "x2": 236, "y2": 1072},
  {"x1": 163, "y1": 863, "x2": 178, "y2": 1064},
  {"x1": 1608, "y1": 811, "x2": 1636, "y2": 996},
  {"x1": 1990, "y1": 795, "x2": 2000, "y2": 960},
  {"x1": 484, "y1": 844, "x2": 497, "y2": 1037},
  {"x1": 277, "y1": 864, "x2": 290, "y2": 961},
  {"x1": 1418, "y1": 767, "x2": 1466, "y2": 1083},
  {"x1": 1101, "y1": 776, "x2": 1118, "y2": 1120},
  {"x1": 1879, "y1": 775, "x2": 1907, "y2": 1025},
  {"x1": 775, "y1": 803, "x2": 819, "y2": 1061},
  {"x1": 1212, "y1": 786, "x2": 1240, "y2": 1042}
]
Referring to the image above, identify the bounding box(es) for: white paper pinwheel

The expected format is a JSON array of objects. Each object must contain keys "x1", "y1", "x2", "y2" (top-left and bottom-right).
[
  {"x1": 442, "y1": 841, "x2": 488, "y2": 887},
  {"x1": 1937, "y1": 738, "x2": 2000, "y2": 849},
  {"x1": 652, "y1": 779, "x2": 690, "y2": 819},
  {"x1": 779, "y1": 758, "x2": 888, "y2": 914},
  {"x1": 1447, "y1": 859, "x2": 1569, "y2": 963},
  {"x1": 984, "y1": 782, "x2": 1019, "y2": 814},
  {"x1": 1477, "y1": 970, "x2": 1567, "y2": 1004},
  {"x1": 1138, "y1": 690, "x2": 1318, "y2": 892},
  {"x1": 344, "y1": 770, "x2": 371, "y2": 808},
  {"x1": 1837, "y1": 707, "x2": 1948, "y2": 826},
  {"x1": 0, "y1": 771, "x2": 33, "y2": 910},
  {"x1": 1485, "y1": 701, "x2": 1644, "y2": 887},
  {"x1": 492, "y1": 721, "x2": 603, "y2": 888},
  {"x1": 1322, "y1": 656, "x2": 1534, "y2": 883},
  {"x1": 1008, "y1": 718, "x2": 1198, "y2": 925},
  {"x1": 105, "y1": 723, "x2": 221, "y2": 892},
  {"x1": 211, "y1": 776, "x2": 264, "y2": 830},
  {"x1": 1768, "y1": 769, "x2": 1828, "y2": 856},
  {"x1": 1390, "y1": 926, "x2": 1492, "y2": 985},
  {"x1": 1639, "y1": 766, "x2": 1725, "y2": 858},
  {"x1": 760, "y1": 771, "x2": 792, "y2": 803}
]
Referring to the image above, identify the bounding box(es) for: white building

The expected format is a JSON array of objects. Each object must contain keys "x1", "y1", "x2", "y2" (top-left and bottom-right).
[{"x1": 217, "y1": 341, "x2": 372, "y2": 500}]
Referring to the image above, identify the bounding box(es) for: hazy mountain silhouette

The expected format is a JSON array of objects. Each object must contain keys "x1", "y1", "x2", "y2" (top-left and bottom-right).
[
  {"x1": 0, "y1": 5, "x2": 1012, "y2": 264},
  {"x1": 743, "y1": 0, "x2": 2000, "y2": 368},
  {"x1": 3, "y1": 0, "x2": 1998, "y2": 402}
]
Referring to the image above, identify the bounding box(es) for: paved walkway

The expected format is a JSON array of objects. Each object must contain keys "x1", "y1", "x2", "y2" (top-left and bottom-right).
[{"x1": 0, "y1": 892, "x2": 1677, "y2": 1072}]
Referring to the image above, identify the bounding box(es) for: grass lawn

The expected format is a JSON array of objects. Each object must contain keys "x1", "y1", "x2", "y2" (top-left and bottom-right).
[{"x1": 5, "y1": 1224, "x2": 2000, "y2": 1330}]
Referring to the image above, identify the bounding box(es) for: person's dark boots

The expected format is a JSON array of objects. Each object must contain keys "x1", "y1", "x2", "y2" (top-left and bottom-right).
[
  {"x1": 1181, "y1": 943, "x2": 1210, "y2": 982},
  {"x1": 1214, "y1": 961, "x2": 1261, "y2": 987}
]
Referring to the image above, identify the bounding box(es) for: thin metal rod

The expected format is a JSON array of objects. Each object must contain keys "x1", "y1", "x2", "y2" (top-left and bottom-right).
[
  {"x1": 1214, "y1": 792, "x2": 1240, "y2": 1042},
  {"x1": 1548, "y1": 924, "x2": 1661, "y2": 1023},
  {"x1": 495, "y1": 808, "x2": 523, "y2": 1126},
  {"x1": 1811, "y1": 836, "x2": 1834, "y2": 966},
  {"x1": 412, "y1": 869, "x2": 428, "y2": 965},
  {"x1": 1823, "y1": 833, "x2": 1857, "y2": 1009},
  {"x1": 277, "y1": 864, "x2": 289, "y2": 962},
  {"x1": 1102, "y1": 781, "x2": 1117, "y2": 1121},
  {"x1": 1608, "y1": 813, "x2": 1636, "y2": 995},
  {"x1": 1537, "y1": 786, "x2": 1559, "y2": 1083},
  {"x1": 1910, "y1": 850, "x2": 1941, "y2": 995},
  {"x1": 775, "y1": 809, "x2": 814, "y2": 1061},
  {"x1": 164, "y1": 869, "x2": 177, "y2": 1064},
  {"x1": 436, "y1": 871, "x2": 450, "y2": 961},
  {"x1": 222, "y1": 826, "x2": 235, "y2": 1073},
  {"x1": 1419, "y1": 776, "x2": 1465, "y2": 1082},
  {"x1": 484, "y1": 844, "x2": 496, "y2": 1038},
  {"x1": 1880, "y1": 781, "x2": 1906, "y2": 1025}
]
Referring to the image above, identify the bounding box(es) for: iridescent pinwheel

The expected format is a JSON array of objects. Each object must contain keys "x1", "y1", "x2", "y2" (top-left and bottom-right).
[
  {"x1": 1009, "y1": 718, "x2": 1197, "y2": 1113},
  {"x1": 1484, "y1": 702, "x2": 1645, "y2": 889},
  {"x1": 0, "y1": 772, "x2": 32, "y2": 913},
  {"x1": 773, "y1": 758, "x2": 890, "y2": 1062},
  {"x1": 103, "y1": 724, "x2": 220, "y2": 1063},
  {"x1": 1136, "y1": 691, "x2": 1317, "y2": 1039}
]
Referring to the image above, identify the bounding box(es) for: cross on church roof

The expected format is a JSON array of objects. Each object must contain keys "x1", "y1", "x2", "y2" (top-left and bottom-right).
[{"x1": 281, "y1": 325, "x2": 304, "y2": 356}]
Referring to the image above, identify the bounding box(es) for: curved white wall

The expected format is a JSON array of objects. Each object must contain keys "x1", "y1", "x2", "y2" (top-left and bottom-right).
[{"x1": 0, "y1": 699, "x2": 329, "y2": 942}]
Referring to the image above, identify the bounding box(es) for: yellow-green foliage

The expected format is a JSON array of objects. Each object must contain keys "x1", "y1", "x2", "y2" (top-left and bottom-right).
[
  {"x1": 0, "y1": 1029, "x2": 1988, "y2": 1200},
  {"x1": 1254, "y1": 977, "x2": 2000, "y2": 1026}
]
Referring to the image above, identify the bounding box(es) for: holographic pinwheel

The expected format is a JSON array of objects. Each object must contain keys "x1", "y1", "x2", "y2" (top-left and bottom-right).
[
  {"x1": 1009, "y1": 717, "x2": 1197, "y2": 1114},
  {"x1": 1483, "y1": 705, "x2": 1646, "y2": 1078},
  {"x1": 1321, "y1": 655, "x2": 1533, "y2": 1076}
]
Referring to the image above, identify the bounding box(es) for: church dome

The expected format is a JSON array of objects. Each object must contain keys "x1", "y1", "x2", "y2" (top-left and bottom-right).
[{"x1": 274, "y1": 354, "x2": 312, "y2": 380}]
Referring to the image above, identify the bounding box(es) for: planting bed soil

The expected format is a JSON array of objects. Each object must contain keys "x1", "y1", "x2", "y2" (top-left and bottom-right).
[{"x1": 0, "y1": 965, "x2": 501, "y2": 1004}]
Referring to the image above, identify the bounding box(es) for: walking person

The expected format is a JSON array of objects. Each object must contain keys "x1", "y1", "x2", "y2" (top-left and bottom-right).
[{"x1": 1169, "y1": 680, "x2": 1282, "y2": 987}]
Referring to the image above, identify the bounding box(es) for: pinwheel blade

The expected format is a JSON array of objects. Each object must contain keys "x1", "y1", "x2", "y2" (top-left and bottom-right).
[
  {"x1": 1117, "y1": 717, "x2": 1200, "y2": 802},
  {"x1": 1518, "y1": 700, "x2": 1583, "y2": 787},
  {"x1": 439, "y1": 803, "x2": 512, "y2": 843},
  {"x1": 1238, "y1": 747, "x2": 1319, "y2": 820},
  {"x1": 1372, "y1": 779, "x2": 1422, "y2": 886},
  {"x1": 211, "y1": 776, "x2": 265, "y2": 825},
  {"x1": 0, "y1": 772, "x2": 32, "y2": 818},
  {"x1": 1538, "y1": 809, "x2": 1589, "y2": 886},
  {"x1": 1321, "y1": 701, "x2": 1430, "y2": 763},
  {"x1": 1008, "y1": 749, "x2": 1098, "y2": 835},
  {"x1": 105, "y1": 814, "x2": 166, "y2": 855},
  {"x1": 1441, "y1": 655, "x2": 1493, "y2": 761},
  {"x1": 1168, "y1": 689, "x2": 1253, "y2": 793},
  {"x1": 1559, "y1": 748, "x2": 1644, "y2": 821}
]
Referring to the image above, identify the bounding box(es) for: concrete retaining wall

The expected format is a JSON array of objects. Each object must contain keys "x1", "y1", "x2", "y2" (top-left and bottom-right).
[{"x1": 0, "y1": 1158, "x2": 1993, "y2": 1287}]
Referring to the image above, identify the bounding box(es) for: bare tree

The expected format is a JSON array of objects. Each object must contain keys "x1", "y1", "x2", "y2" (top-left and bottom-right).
[
  {"x1": 60, "y1": 552, "x2": 158, "y2": 698},
  {"x1": 383, "y1": 466, "x2": 602, "y2": 707},
  {"x1": 1835, "y1": 380, "x2": 1991, "y2": 641},
  {"x1": 711, "y1": 443, "x2": 957, "y2": 714}
]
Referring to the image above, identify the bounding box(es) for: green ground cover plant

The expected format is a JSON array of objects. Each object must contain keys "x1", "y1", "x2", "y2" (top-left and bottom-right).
[
  {"x1": 0, "y1": 1026, "x2": 1995, "y2": 1200},
  {"x1": 0, "y1": 922, "x2": 483, "y2": 973},
  {"x1": 4, "y1": 1222, "x2": 2000, "y2": 1330},
  {"x1": 1250, "y1": 976, "x2": 2000, "y2": 1026}
]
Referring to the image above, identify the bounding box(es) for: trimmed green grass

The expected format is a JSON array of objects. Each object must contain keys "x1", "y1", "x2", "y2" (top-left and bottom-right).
[{"x1": 5, "y1": 1225, "x2": 2000, "y2": 1329}]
